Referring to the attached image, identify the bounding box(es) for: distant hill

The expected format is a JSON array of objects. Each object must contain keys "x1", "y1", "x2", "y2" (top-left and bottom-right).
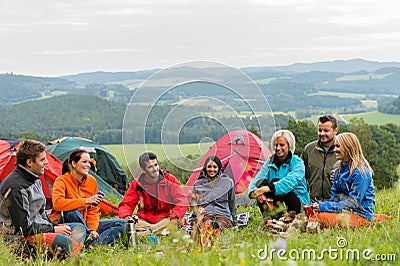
[
  {"x1": 60, "y1": 69, "x2": 159, "y2": 86},
  {"x1": 0, "y1": 73, "x2": 132, "y2": 108},
  {"x1": 0, "y1": 73, "x2": 76, "y2": 106},
  {"x1": 243, "y1": 58, "x2": 400, "y2": 74},
  {"x1": 60, "y1": 59, "x2": 400, "y2": 85},
  {"x1": 0, "y1": 94, "x2": 125, "y2": 143},
  {"x1": 1, "y1": 58, "x2": 399, "y2": 142}
]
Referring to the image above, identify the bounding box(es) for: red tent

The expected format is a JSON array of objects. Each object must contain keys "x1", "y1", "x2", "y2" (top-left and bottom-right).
[
  {"x1": 0, "y1": 138, "x2": 118, "y2": 215},
  {"x1": 185, "y1": 130, "x2": 272, "y2": 195}
]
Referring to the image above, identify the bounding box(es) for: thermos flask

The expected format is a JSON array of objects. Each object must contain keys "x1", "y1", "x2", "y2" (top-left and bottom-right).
[{"x1": 127, "y1": 220, "x2": 137, "y2": 247}]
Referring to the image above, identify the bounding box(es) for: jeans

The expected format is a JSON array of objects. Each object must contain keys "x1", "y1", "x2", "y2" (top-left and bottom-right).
[
  {"x1": 58, "y1": 209, "x2": 126, "y2": 246},
  {"x1": 65, "y1": 222, "x2": 86, "y2": 243},
  {"x1": 26, "y1": 222, "x2": 85, "y2": 256}
]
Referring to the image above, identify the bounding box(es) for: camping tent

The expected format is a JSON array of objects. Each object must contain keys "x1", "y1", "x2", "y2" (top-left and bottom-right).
[
  {"x1": 185, "y1": 130, "x2": 272, "y2": 195},
  {"x1": 0, "y1": 138, "x2": 119, "y2": 215},
  {"x1": 47, "y1": 137, "x2": 127, "y2": 201}
]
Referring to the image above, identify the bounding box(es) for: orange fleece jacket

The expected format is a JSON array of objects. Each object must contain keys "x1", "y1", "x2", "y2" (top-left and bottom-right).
[{"x1": 50, "y1": 172, "x2": 100, "y2": 231}]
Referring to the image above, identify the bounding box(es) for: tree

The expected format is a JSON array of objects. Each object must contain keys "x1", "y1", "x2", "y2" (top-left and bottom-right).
[
  {"x1": 248, "y1": 124, "x2": 261, "y2": 138},
  {"x1": 285, "y1": 119, "x2": 316, "y2": 156},
  {"x1": 373, "y1": 128, "x2": 400, "y2": 188},
  {"x1": 347, "y1": 118, "x2": 379, "y2": 168},
  {"x1": 347, "y1": 118, "x2": 399, "y2": 189}
]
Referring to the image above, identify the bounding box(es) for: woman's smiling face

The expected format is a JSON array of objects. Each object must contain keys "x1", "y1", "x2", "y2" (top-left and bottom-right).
[
  {"x1": 206, "y1": 160, "x2": 219, "y2": 178},
  {"x1": 72, "y1": 152, "x2": 91, "y2": 177},
  {"x1": 274, "y1": 136, "x2": 289, "y2": 162}
]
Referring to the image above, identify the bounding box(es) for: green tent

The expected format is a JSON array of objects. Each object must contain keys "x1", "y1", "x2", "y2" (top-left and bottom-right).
[{"x1": 47, "y1": 137, "x2": 127, "y2": 201}]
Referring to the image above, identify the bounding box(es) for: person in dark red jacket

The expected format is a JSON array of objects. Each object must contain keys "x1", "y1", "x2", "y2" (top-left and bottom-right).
[{"x1": 118, "y1": 152, "x2": 187, "y2": 235}]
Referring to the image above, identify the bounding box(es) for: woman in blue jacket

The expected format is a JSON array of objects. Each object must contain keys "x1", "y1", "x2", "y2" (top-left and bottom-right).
[
  {"x1": 311, "y1": 132, "x2": 375, "y2": 227},
  {"x1": 248, "y1": 130, "x2": 310, "y2": 217}
]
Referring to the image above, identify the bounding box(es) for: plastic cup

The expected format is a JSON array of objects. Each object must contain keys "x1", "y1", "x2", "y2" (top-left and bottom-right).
[
  {"x1": 304, "y1": 204, "x2": 314, "y2": 217},
  {"x1": 266, "y1": 198, "x2": 274, "y2": 208}
]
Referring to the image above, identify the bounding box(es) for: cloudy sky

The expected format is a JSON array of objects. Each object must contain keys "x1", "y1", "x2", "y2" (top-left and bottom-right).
[{"x1": 1, "y1": 0, "x2": 399, "y2": 76}]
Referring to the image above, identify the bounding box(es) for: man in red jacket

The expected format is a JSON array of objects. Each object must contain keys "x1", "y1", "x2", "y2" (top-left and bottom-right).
[{"x1": 118, "y1": 152, "x2": 187, "y2": 235}]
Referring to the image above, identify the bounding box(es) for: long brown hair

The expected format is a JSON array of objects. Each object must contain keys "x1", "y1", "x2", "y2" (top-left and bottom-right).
[{"x1": 335, "y1": 132, "x2": 373, "y2": 176}]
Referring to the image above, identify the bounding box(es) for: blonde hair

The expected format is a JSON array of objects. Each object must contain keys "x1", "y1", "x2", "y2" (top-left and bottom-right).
[
  {"x1": 335, "y1": 132, "x2": 373, "y2": 176},
  {"x1": 271, "y1": 129, "x2": 296, "y2": 152}
]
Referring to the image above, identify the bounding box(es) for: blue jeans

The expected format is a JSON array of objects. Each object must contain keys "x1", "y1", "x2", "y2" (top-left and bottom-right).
[
  {"x1": 58, "y1": 209, "x2": 126, "y2": 246},
  {"x1": 65, "y1": 222, "x2": 86, "y2": 243},
  {"x1": 33, "y1": 222, "x2": 85, "y2": 256}
]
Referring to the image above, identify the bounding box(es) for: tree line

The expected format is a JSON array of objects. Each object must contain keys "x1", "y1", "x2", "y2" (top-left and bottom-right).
[
  {"x1": 378, "y1": 95, "x2": 400, "y2": 114},
  {"x1": 130, "y1": 118, "x2": 399, "y2": 190}
]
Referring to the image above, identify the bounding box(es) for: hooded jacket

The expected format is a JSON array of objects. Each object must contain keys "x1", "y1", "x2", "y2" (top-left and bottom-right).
[
  {"x1": 118, "y1": 170, "x2": 187, "y2": 224},
  {"x1": 192, "y1": 172, "x2": 237, "y2": 225},
  {"x1": 0, "y1": 165, "x2": 55, "y2": 236}
]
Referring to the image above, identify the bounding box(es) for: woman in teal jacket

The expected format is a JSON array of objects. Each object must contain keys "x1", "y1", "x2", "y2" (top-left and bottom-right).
[{"x1": 248, "y1": 129, "x2": 310, "y2": 217}]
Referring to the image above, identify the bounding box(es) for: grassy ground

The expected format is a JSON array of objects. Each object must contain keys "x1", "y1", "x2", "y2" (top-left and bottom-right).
[{"x1": 0, "y1": 186, "x2": 399, "y2": 265}]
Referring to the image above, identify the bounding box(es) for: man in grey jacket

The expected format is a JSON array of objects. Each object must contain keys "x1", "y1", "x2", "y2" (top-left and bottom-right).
[
  {"x1": 0, "y1": 139, "x2": 85, "y2": 257},
  {"x1": 301, "y1": 115, "x2": 339, "y2": 202}
]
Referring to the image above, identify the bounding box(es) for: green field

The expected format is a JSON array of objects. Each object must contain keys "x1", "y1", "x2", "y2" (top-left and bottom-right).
[
  {"x1": 105, "y1": 142, "x2": 214, "y2": 167},
  {"x1": 336, "y1": 73, "x2": 390, "y2": 81},
  {"x1": 306, "y1": 111, "x2": 400, "y2": 125},
  {"x1": 308, "y1": 91, "x2": 366, "y2": 98}
]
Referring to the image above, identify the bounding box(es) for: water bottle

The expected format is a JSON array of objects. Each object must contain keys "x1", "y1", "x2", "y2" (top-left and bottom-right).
[{"x1": 127, "y1": 220, "x2": 137, "y2": 247}]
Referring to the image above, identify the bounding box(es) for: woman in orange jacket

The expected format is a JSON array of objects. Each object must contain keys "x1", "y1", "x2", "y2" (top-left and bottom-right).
[{"x1": 50, "y1": 149, "x2": 126, "y2": 247}]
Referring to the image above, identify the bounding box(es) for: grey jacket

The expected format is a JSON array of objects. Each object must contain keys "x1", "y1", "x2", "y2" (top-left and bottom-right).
[
  {"x1": 0, "y1": 165, "x2": 54, "y2": 236},
  {"x1": 192, "y1": 173, "x2": 237, "y2": 225}
]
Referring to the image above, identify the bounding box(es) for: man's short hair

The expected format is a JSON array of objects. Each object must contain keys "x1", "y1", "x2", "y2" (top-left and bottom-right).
[
  {"x1": 139, "y1": 152, "x2": 157, "y2": 169},
  {"x1": 318, "y1": 115, "x2": 338, "y2": 129},
  {"x1": 16, "y1": 139, "x2": 46, "y2": 166}
]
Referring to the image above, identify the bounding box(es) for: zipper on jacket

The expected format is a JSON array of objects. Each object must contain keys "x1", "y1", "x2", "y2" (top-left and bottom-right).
[
  {"x1": 154, "y1": 177, "x2": 160, "y2": 216},
  {"x1": 322, "y1": 151, "x2": 327, "y2": 199}
]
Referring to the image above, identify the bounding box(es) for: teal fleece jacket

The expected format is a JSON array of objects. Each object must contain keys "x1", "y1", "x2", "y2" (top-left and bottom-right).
[{"x1": 248, "y1": 152, "x2": 311, "y2": 205}]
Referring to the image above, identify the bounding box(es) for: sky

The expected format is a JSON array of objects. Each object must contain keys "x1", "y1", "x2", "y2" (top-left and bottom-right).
[{"x1": 1, "y1": 0, "x2": 399, "y2": 77}]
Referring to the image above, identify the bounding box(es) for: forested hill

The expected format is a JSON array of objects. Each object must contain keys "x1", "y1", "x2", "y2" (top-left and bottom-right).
[
  {"x1": 0, "y1": 94, "x2": 125, "y2": 143},
  {"x1": 0, "y1": 73, "x2": 75, "y2": 107}
]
